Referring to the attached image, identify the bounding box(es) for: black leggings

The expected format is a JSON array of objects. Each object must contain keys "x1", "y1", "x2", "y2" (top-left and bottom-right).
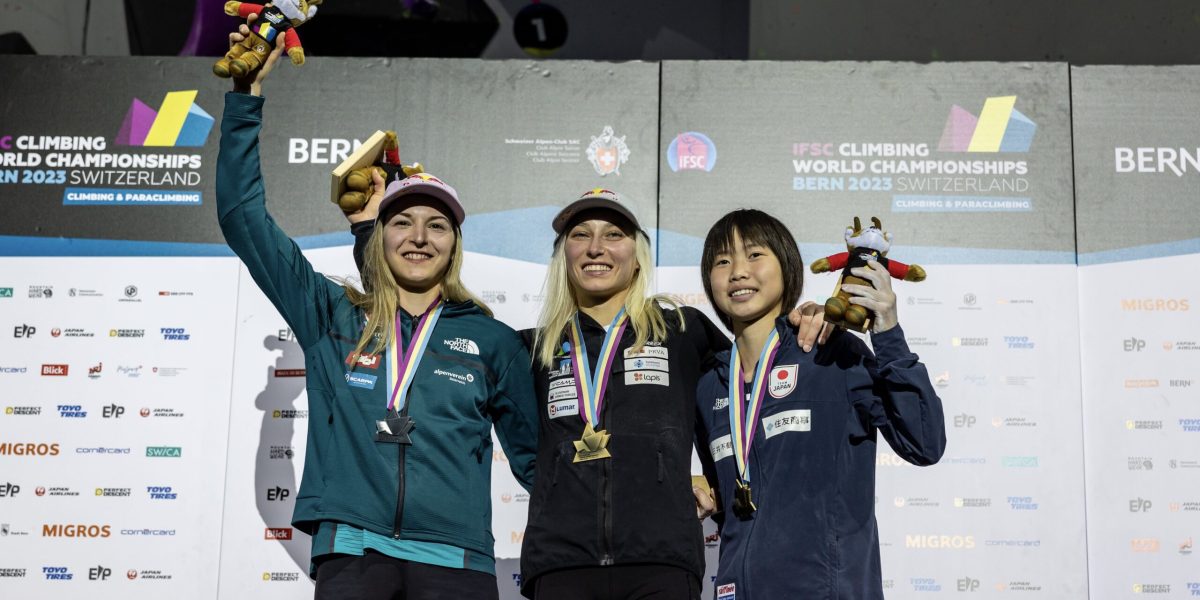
[
  {"x1": 533, "y1": 564, "x2": 700, "y2": 600},
  {"x1": 314, "y1": 551, "x2": 500, "y2": 600}
]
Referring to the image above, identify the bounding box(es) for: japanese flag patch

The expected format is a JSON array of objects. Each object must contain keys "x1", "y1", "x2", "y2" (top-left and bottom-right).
[{"x1": 768, "y1": 364, "x2": 798, "y2": 398}]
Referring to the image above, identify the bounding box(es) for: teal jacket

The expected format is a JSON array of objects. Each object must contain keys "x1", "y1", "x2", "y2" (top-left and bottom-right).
[{"x1": 217, "y1": 92, "x2": 538, "y2": 561}]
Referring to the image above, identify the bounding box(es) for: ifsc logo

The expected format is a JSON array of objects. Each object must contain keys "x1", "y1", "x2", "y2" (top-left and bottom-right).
[{"x1": 666, "y1": 132, "x2": 717, "y2": 172}]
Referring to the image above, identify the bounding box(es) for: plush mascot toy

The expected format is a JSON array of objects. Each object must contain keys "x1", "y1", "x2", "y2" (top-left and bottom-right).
[
  {"x1": 810, "y1": 216, "x2": 926, "y2": 332},
  {"x1": 333, "y1": 131, "x2": 426, "y2": 212},
  {"x1": 213, "y1": 0, "x2": 321, "y2": 79}
]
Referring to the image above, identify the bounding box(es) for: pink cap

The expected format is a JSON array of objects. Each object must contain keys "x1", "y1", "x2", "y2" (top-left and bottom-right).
[{"x1": 377, "y1": 173, "x2": 465, "y2": 226}]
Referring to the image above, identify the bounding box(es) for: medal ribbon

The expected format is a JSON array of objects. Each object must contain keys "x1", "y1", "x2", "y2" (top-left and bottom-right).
[
  {"x1": 727, "y1": 328, "x2": 782, "y2": 483},
  {"x1": 569, "y1": 309, "x2": 629, "y2": 426},
  {"x1": 386, "y1": 297, "x2": 444, "y2": 413}
]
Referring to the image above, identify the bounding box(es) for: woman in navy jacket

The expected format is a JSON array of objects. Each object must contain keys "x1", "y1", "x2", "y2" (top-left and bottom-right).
[{"x1": 695, "y1": 209, "x2": 945, "y2": 600}]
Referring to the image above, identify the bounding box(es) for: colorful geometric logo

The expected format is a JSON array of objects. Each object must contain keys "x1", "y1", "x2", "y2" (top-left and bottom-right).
[
  {"x1": 666, "y1": 132, "x2": 717, "y2": 172},
  {"x1": 116, "y1": 91, "x2": 213, "y2": 147},
  {"x1": 937, "y1": 96, "x2": 1036, "y2": 153}
]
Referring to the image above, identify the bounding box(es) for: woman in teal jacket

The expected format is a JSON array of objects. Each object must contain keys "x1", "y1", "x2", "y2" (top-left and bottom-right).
[{"x1": 216, "y1": 23, "x2": 538, "y2": 600}]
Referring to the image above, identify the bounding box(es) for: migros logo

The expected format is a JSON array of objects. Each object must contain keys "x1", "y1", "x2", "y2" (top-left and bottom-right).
[
  {"x1": 905, "y1": 534, "x2": 976, "y2": 549},
  {"x1": 1121, "y1": 298, "x2": 1190, "y2": 312},
  {"x1": 0, "y1": 442, "x2": 60, "y2": 456},
  {"x1": 42, "y1": 523, "x2": 111, "y2": 538},
  {"x1": 938, "y1": 96, "x2": 1036, "y2": 153},
  {"x1": 116, "y1": 91, "x2": 213, "y2": 148}
]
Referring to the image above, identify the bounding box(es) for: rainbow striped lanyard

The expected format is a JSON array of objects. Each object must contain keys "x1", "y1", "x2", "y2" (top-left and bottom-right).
[
  {"x1": 568, "y1": 309, "x2": 629, "y2": 427},
  {"x1": 727, "y1": 328, "x2": 782, "y2": 484},
  {"x1": 386, "y1": 298, "x2": 444, "y2": 414}
]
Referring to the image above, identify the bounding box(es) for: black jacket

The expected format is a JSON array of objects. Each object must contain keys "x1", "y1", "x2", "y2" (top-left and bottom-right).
[{"x1": 518, "y1": 306, "x2": 729, "y2": 597}]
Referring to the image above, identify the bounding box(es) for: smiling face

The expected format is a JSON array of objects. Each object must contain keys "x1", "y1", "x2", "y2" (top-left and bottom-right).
[
  {"x1": 380, "y1": 196, "x2": 456, "y2": 293},
  {"x1": 562, "y1": 210, "x2": 640, "y2": 307},
  {"x1": 708, "y1": 228, "x2": 786, "y2": 329}
]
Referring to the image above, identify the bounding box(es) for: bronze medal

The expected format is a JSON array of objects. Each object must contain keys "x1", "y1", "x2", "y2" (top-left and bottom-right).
[
  {"x1": 732, "y1": 480, "x2": 757, "y2": 519},
  {"x1": 572, "y1": 423, "x2": 612, "y2": 462}
]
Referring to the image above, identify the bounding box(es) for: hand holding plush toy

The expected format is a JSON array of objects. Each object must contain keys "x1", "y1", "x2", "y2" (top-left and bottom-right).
[
  {"x1": 213, "y1": 0, "x2": 321, "y2": 79},
  {"x1": 337, "y1": 131, "x2": 425, "y2": 213},
  {"x1": 810, "y1": 216, "x2": 926, "y2": 332}
]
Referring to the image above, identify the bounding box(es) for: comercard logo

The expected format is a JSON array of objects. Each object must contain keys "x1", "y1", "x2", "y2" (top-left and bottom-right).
[
  {"x1": 667, "y1": 132, "x2": 717, "y2": 172},
  {"x1": 116, "y1": 90, "x2": 214, "y2": 148},
  {"x1": 120, "y1": 528, "x2": 176, "y2": 537},
  {"x1": 0, "y1": 366, "x2": 28, "y2": 374},
  {"x1": 75, "y1": 446, "x2": 131, "y2": 454},
  {"x1": 145, "y1": 446, "x2": 182, "y2": 458},
  {"x1": 264, "y1": 527, "x2": 293, "y2": 540},
  {"x1": 160, "y1": 327, "x2": 190, "y2": 341},
  {"x1": 109, "y1": 329, "x2": 145, "y2": 338},
  {"x1": 937, "y1": 96, "x2": 1036, "y2": 153},
  {"x1": 586, "y1": 125, "x2": 630, "y2": 176},
  {"x1": 1121, "y1": 298, "x2": 1190, "y2": 312}
]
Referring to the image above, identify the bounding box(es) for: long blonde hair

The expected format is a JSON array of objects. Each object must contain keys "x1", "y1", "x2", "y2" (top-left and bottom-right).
[
  {"x1": 534, "y1": 230, "x2": 683, "y2": 368},
  {"x1": 344, "y1": 223, "x2": 490, "y2": 358}
]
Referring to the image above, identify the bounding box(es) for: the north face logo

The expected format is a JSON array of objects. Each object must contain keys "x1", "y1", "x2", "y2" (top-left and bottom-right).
[{"x1": 444, "y1": 338, "x2": 480, "y2": 355}]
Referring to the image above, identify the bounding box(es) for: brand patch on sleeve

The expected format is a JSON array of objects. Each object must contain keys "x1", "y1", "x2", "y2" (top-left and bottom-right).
[
  {"x1": 709, "y1": 434, "x2": 733, "y2": 462},
  {"x1": 547, "y1": 399, "x2": 579, "y2": 420},
  {"x1": 717, "y1": 583, "x2": 736, "y2": 600},
  {"x1": 345, "y1": 372, "x2": 378, "y2": 390},
  {"x1": 763, "y1": 409, "x2": 811, "y2": 438},
  {"x1": 625, "y1": 370, "x2": 669, "y2": 386},
  {"x1": 768, "y1": 364, "x2": 798, "y2": 398}
]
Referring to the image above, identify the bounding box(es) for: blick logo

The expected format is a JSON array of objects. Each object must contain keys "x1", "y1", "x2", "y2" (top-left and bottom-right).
[
  {"x1": 938, "y1": 96, "x2": 1036, "y2": 153},
  {"x1": 116, "y1": 91, "x2": 214, "y2": 147}
]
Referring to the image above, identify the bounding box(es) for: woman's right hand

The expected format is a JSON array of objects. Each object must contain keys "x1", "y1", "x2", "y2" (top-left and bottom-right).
[
  {"x1": 229, "y1": 14, "x2": 287, "y2": 97},
  {"x1": 344, "y1": 168, "x2": 387, "y2": 224}
]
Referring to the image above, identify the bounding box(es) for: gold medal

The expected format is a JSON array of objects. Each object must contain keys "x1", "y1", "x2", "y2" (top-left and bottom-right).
[{"x1": 572, "y1": 423, "x2": 612, "y2": 462}]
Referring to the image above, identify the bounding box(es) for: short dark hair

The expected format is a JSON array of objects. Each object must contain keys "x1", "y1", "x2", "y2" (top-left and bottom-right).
[{"x1": 700, "y1": 209, "x2": 804, "y2": 331}]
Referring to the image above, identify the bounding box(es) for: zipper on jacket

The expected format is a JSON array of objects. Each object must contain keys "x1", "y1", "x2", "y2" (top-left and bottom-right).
[
  {"x1": 393, "y1": 443, "x2": 406, "y2": 538},
  {"x1": 599, "y1": 397, "x2": 615, "y2": 565}
]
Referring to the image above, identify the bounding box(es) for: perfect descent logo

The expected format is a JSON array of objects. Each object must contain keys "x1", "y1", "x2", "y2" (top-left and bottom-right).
[{"x1": 937, "y1": 96, "x2": 1037, "y2": 153}]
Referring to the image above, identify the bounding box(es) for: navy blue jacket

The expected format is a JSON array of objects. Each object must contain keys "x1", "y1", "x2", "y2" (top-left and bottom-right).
[{"x1": 696, "y1": 318, "x2": 945, "y2": 600}]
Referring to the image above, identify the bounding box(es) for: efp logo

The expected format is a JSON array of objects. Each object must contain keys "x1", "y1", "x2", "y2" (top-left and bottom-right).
[
  {"x1": 937, "y1": 96, "x2": 1036, "y2": 153},
  {"x1": 116, "y1": 91, "x2": 214, "y2": 148},
  {"x1": 667, "y1": 132, "x2": 717, "y2": 172}
]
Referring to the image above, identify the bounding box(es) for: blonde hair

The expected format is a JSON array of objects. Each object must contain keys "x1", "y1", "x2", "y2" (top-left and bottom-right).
[
  {"x1": 534, "y1": 230, "x2": 683, "y2": 368},
  {"x1": 344, "y1": 223, "x2": 490, "y2": 359}
]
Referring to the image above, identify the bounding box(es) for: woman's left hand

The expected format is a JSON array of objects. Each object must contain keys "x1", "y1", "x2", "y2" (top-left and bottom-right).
[
  {"x1": 692, "y1": 475, "x2": 716, "y2": 520},
  {"x1": 840, "y1": 260, "x2": 899, "y2": 333},
  {"x1": 787, "y1": 301, "x2": 832, "y2": 352}
]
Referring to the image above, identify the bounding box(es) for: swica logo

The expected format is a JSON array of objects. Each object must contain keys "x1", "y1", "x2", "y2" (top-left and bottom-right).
[
  {"x1": 116, "y1": 91, "x2": 213, "y2": 147},
  {"x1": 937, "y1": 96, "x2": 1036, "y2": 153},
  {"x1": 145, "y1": 446, "x2": 182, "y2": 458}
]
